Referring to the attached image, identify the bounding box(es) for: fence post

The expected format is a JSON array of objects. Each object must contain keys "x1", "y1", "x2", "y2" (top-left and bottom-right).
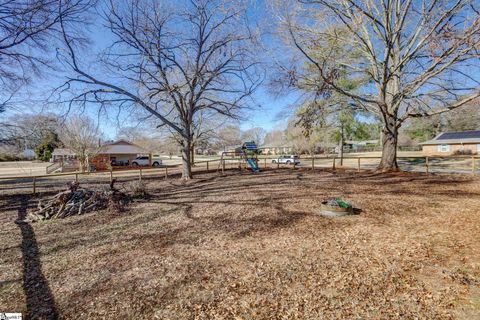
[
  {"x1": 206, "y1": 161, "x2": 209, "y2": 171},
  {"x1": 264, "y1": 158, "x2": 267, "y2": 169},
  {"x1": 222, "y1": 159, "x2": 225, "y2": 174},
  {"x1": 75, "y1": 173, "x2": 79, "y2": 183},
  {"x1": 33, "y1": 177, "x2": 36, "y2": 194},
  {"x1": 110, "y1": 167, "x2": 113, "y2": 182},
  {"x1": 165, "y1": 167, "x2": 168, "y2": 180},
  {"x1": 139, "y1": 168, "x2": 142, "y2": 181},
  {"x1": 277, "y1": 160, "x2": 280, "y2": 169},
  {"x1": 312, "y1": 157, "x2": 315, "y2": 171},
  {"x1": 332, "y1": 157, "x2": 336, "y2": 170},
  {"x1": 357, "y1": 158, "x2": 361, "y2": 172},
  {"x1": 472, "y1": 156, "x2": 476, "y2": 176},
  {"x1": 425, "y1": 157, "x2": 429, "y2": 174}
]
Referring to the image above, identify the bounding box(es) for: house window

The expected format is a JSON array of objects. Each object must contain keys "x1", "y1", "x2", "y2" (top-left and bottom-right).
[
  {"x1": 477, "y1": 144, "x2": 480, "y2": 152},
  {"x1": 437, "y1": 145, "x2": 451, "y2": 152}
]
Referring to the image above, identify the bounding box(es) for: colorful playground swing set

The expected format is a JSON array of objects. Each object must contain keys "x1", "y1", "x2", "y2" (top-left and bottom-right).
[{"x1": 218, "y1": 141, "x2": 260, "y2": 173}]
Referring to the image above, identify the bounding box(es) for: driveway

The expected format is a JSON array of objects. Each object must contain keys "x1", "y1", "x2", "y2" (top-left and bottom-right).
[{"x1": 0, "y1": 161, "x2": 49, "y2": 177}]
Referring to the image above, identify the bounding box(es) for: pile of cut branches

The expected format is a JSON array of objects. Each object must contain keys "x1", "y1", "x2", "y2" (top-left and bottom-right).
[{"x1": 26, "y1": 180, "x2": 128, "y2": 222}]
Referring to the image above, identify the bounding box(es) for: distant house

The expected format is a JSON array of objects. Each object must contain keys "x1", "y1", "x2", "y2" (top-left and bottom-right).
[
  {"x1": 420, "y1": 131, "x2": 480, "y2": 155},
  {"x1": 218, "y1": 146, "x2": 243, "y2": 156},
  {"x1": 195, "y1": 147, "x2": 215, "y2": 155},
  {"x1": 261, "y1": 145, "x2": 294, "y2": 155},
  {"x1": 51, "y1": 148, "x2": 76, "y2": 163},
  {"x1": 53, "y1": 140, "x2": 150, "y2": 171},
  {"x1": 49, "y1": 148, "x2": 79, "y2": 173},
  {"x1": 90, "y1": 140, "x2": 150, "y2": 170}
]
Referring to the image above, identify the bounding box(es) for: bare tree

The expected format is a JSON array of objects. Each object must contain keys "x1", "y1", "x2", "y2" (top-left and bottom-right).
[
  {"x1": 116, "y1": 125, "x2": 164, "y2": 152},
  {"x1": 263, "y1": 130, "x2": 288, "y2": 147},
  {"x1": 57, "y1": 0, "x2": 261, "y2": 179},
  {"x1": 277, "y1": 0, "x2": 480, "y2": 170},
  {"x1": 11, "y1": 114, "x2": 60, "y2": 146},
  {"x1": 286, "y1": 121, "x2": 319, "y2": 155},
  {"x1": 59, "y1": 115, "x2": 102, "y2": 172},
  {"x1": 242, "y1": 127, "x2": 266, "y2": 145},
  {"x1": 162, "y1": 110, "x2": 226, "y2": 164},
  {"x1": 161, "y1": 136, "x2": 181, "y2": 160},
  {"x1": 214, "y1": 124, "x2": 244, "y2": 150},
  {"x1": 0, "y1": 0, "x2": 94, "y2": 108}
]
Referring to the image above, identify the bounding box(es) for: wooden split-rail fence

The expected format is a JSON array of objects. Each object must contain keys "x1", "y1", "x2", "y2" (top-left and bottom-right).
[{"x1": 1, "y1": 156, "x2": 479, "y2": 194}]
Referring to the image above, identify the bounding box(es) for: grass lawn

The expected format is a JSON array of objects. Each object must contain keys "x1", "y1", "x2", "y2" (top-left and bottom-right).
[{"x1": 1, "y1": 169, "x2": 479, "y2": 319}]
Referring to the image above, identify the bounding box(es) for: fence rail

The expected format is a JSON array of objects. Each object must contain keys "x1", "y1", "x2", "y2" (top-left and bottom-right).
[
  {"x1": 341, "y1": 145, "x2": 422, "y2": 153},
  {"x1": 1, "y1": 156, "x2": 479, "y2": 194},
  {"x1": 301, "y1": 155, "x2": 479, "y2": 175}
]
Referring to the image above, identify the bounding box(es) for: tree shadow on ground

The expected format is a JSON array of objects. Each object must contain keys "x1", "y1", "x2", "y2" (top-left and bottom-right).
[{"x1": 15, "y1": 196, "x2": 59, "y2": 320}]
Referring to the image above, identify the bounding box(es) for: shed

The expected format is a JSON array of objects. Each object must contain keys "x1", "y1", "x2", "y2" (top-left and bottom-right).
[{"x1": 51, "y1": 148, "x2": 76, "y2": 163}]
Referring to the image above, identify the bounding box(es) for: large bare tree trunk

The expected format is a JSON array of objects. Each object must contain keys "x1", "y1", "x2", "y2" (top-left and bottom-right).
[
  {"x1": 378, "y1": 117, "x2": 399, "y2": 171},
  {"x1": 190, "y1": 144, "x2": 195, "y2": 167},
  {"x1": 378, "y1": 63, "x2": 401, "y2": 172},
  {"x1": 181, "y1": 139, "x2": 193, "y2": 180}
]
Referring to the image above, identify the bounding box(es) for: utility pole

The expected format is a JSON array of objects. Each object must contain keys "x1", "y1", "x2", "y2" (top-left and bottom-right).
[{"x1": 339, "y1": 122, "x2": 344, "y2": 166}]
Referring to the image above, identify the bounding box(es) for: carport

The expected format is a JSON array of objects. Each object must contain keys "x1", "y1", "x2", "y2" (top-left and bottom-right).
[{"x1": 90, "y1": 140, "x2": 151, "y2": 170}]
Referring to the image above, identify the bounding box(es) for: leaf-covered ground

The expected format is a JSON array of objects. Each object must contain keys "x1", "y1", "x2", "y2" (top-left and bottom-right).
[{"x1": 1, "y1": 169, "x2": 479, "y2": 319}]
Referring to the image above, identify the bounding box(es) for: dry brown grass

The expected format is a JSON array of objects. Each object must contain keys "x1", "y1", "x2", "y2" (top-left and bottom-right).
[{"x1": 1, "y1": 169, "x2": 479, "y2": 319}]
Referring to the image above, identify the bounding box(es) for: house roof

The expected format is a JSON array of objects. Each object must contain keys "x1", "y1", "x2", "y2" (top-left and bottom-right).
[
  {"x1": 52, "y1": 148, "x2": 76, "y2": 156},
  {"x1": 420, "y1": 130, "x2": 480, "y2": 145},
  {"x1": 99, "y1": 140, "x2": 148, "y2": 155},
  {"x1": 436, "y1": 130, "x2": 480, "y2": 140}
]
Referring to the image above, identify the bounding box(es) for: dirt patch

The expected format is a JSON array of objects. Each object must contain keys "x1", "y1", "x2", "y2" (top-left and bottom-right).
[{"x1": 1, "y1": 169, "x2": 479, "y2": 319}]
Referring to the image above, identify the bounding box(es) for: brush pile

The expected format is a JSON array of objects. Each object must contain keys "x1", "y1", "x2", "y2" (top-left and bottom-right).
[{"x1": 26, "y1": 180, "x2": 128, "y2": 222}]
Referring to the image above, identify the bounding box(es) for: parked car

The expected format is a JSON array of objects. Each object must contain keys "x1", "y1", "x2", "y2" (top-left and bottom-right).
[
  {"x1": 152, "y1": 158, "x2": 162, "y2": 167},
  {"x1": 271, "y1": 155, "x2": 300, "y2": 165},
  {"x1": 111, "y1": 159, "x2": 129, "y2": 166},
  {"x1": 131, "y1": 156, "x2": 163, "y2": 167}
]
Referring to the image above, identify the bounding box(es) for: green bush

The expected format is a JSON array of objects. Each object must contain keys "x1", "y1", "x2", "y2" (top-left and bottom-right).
[{"x1": 34, "y1": 131, "x2": 61, "y2": 161}]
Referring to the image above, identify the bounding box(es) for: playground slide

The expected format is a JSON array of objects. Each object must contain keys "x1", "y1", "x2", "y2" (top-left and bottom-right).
[{"x1": 246, "y1": 158, "x2": 259, "y2": 172}]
